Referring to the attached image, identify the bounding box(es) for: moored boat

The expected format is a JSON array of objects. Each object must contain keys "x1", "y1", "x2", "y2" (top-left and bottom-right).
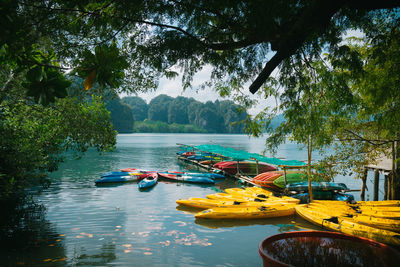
[
  {"x1": 213, "y1": 161, "x2": 277, "y2": 175},
  {"x1": 295, "y1": 204, "x2": 400, "y2": 246},
  {"x1": 157, "y1": 172, "x2": 215, "y2": 184},
  {"x1": 195, "y1": 204, "x2": 296, "y2": 219},
  {"x1": 138, "y1": 173, "x2": 158, "y2": 189},
  {"x1": 272, "y1": 173, "x2": 308, "y2": 188},
  {"x1": 176, "y1": 197, "x2": 291, "y2": 210},
  {"x1": 95, "y1": 175, "x2": 141, "y2": 184},
  {"x1": 285, "y1": 181, "x2": 349, "y2": 192}
]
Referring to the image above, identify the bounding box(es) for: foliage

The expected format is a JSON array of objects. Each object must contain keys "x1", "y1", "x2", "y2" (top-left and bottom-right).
[
  {"x1": 122, "y1": 96, "x2": 148, "y2": 121},
  {"x1": 3, "y1": 1, "x2": 398, "y2": 103},
  {"x1": 126, "y1": 95, "x2": 247, "y2": 133},
  {"x1": 105, "y1": 97, "x2": 135, "y2": 133},
  {"x1": 0, "y1": 96, "x2": 116, "y2": 198},
  {"x1": 134, "y1": 120, "x2": 207, "y2": 133}
]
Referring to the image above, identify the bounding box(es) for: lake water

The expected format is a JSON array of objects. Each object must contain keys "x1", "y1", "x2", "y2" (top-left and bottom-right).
[{"x1": 2, "y1": 134, "x2": 383, "y2": 266}]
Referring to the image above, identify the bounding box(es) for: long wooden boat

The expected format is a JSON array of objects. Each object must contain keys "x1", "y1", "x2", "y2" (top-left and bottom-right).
[{"x1": 295, "y1": 204, "x2": 400, "y2": 246}]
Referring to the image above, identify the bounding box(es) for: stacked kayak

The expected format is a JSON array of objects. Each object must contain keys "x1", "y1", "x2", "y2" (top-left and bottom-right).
[
  {"x1": 195, "y1": 205, "x2": 296, "y2": 219},
  {"x1": 273, "y1": 172, "x2": 307, "y2": 188},
  {"x1": 157, "y1": 172, "x2": 215, "y2": 184},
  {"x1": 286, "y1": 181, "x2": 348, "y2": 192},
  {"x1": 295, "y1": 202, "x2": 400, "y2": 246},
  {"x1": 97, "y1": 168, "x2": 223, "y2": 186},
  {"x1": 176, "y1": 186, "x2": 299, "y2": 219},
  {"x1": 95, "y1": 172, "x2": 149, "y2": 184},
  {"x1": 251, "y1": 171, "x2": 306, "y2": 190},
  {"x1": 290, "y1": 191, "x2": 354, "y2": 203},
  {"x1": 285, "y1": 182, "x2": 354, "y2": 202},
  {"x1": 213, "y1": 161, "x2": 277, "y2": 175},
  {"x1": 119, "y1": 168, "x2": 224, "y2": 179},
  {"x1": 251, "y1": 172, "x2": 282, "y2": 187}
]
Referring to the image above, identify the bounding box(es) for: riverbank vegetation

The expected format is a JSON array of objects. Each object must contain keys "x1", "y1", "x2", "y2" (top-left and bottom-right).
[{"x1": 117, "y1": 95, "x2": 247, "y2": 133}]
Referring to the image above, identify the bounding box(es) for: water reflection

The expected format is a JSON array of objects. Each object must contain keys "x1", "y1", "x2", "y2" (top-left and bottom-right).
[
  {"x1": 71, "y1": 242, "x2": 116, "y2": 266},
  {"x1": 263, "y1": 236, "x2": 400, "y2": 267},
  {"x1": 0, "y1": 195, "x2": 67, "y2": 266}
]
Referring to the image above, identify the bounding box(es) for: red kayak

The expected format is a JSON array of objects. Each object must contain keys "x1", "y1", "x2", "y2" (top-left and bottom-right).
[
  {"x1": 213, "y1": 161, "x2": 277, "y2": 175},
  {"x1": 251, "y1": 172, "x2": 282, "y2": 186}
]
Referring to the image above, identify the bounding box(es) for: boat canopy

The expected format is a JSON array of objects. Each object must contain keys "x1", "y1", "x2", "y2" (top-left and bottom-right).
[{"x1": 185, "y1": 144, "x2": 306, "y2": 167}]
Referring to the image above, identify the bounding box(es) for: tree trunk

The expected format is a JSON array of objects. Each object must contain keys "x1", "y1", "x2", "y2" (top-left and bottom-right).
[
  {"x1": 361, "y1": 168, "x2": 367, "y2": 201},
  {"x1": 392, "y1": 141, "x2": 398, "y2": 200},
  {"x1": 307, "y1": 135, "x2": 313, "y2": 202}
]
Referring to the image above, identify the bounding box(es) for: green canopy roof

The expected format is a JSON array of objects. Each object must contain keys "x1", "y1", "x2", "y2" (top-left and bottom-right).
[{"x1": 192, "y1": 144, "x2": 306, "y2": 167}]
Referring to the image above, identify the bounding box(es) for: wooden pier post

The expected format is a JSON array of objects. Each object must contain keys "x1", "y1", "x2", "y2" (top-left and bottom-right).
[
  {"x1": 373, "y1": 170, "x2": 379, "y2": 201},
  {"x1": 384, "y1": 174, "x2": 388, "y2": 200},
  {"x1": 360, "y1": 168, "x2": 367, "y2": 201}
]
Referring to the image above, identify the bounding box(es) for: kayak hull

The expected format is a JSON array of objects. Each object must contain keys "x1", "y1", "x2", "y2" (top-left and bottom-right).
[{"x1": 195, "y1": 205, "x2": 296, "y2": 219}]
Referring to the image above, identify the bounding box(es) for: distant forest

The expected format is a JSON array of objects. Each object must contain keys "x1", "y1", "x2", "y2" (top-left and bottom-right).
[{"x1": 105, "y1": 94, "x2": 249, "y2": 133}]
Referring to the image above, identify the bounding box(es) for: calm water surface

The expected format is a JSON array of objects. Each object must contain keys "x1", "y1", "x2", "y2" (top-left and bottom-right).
[{"x1": 5, "y1": 134, "x2": 377, "y2": 266}]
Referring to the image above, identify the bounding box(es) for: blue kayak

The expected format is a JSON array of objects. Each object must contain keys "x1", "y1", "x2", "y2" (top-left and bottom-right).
[
  {"x1": 158, "y1": 172, "x2": 215, "y2": 184},
  {"x1": 166, "y1": 171, "x2": 225, "y2": 179},
  {"x1": 291, "y1": 191, "x2": 354, "y2": 203},
  {"x1": 101, "y1": 171, "x2": 139, "y2": 177},
  {"x1": 95, "y1": 175, "x2": 139, "y2": 184},
  {"x1": 286, "y1": 182, "x2": 348, "y2": 192},
  {"x1": 333, "y1": 192, "x2": 355, "y2": 201},
  {"x1": 138, "y1": 174, "x2": 158, "y2": 189}
]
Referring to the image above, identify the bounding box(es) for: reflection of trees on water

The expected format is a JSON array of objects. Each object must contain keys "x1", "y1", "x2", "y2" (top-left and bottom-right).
[
  {"x1": 0, "y1": 195, "x2": 67, "y2": 266},
  {"x1": 262, "y1": 237, "x2": 397, "y2": 267},
  {"x1": 70, "y1": 243, "x2": 117, "y2": 266},
  {"x1": 194, "y1": 215, "x2": 298, "y2": 230}
]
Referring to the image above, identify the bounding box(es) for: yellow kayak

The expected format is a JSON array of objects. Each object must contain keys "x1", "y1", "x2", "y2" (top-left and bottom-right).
[
  {"x1": 225, "y1": 188, "x2": 271, "y2": 199},
  {"x1": 309, "y1": 202, "x2": 400, "y2": 219},
  {"x1": 295, "y1": 204, "x2": 400, "y2": 246},
  {"x1": 313, "y1": 200, "x2": 400, "y2": 207},
  {"x1": 195, "y1": 204, "x2": 296, "y2": 219},
  {"x1": 310, "y1": 202, "x2": 400, "y2": 213},
  {"x1": 244, "y1": 186, "x2": 274, "y2": 196},
  {"x1": 206, "y1": 192, "x2": 300, "y2": 204},
  {"x1": 308, "y1": 203, "x2": 400, "y2": 232},
  {"x1": 176, "y1": 197, "x2": 292, "y2": 210}
]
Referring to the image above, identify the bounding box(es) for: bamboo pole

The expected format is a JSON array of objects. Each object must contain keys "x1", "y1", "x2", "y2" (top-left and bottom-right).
[{"x1": 307, "y1": 135, "x2": 313, "y2": 202}]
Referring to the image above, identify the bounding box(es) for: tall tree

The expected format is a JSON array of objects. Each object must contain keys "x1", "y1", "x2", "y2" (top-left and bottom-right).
[
  {"x1": 147, "y1": 94, "x2": 174, "y2": 123},
  {"x1": 122, "y1": 96, "x2": 148, "y2": 121},
  {"x1": 106, "y1": 97, "x2": 135, "y2": 133}
]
